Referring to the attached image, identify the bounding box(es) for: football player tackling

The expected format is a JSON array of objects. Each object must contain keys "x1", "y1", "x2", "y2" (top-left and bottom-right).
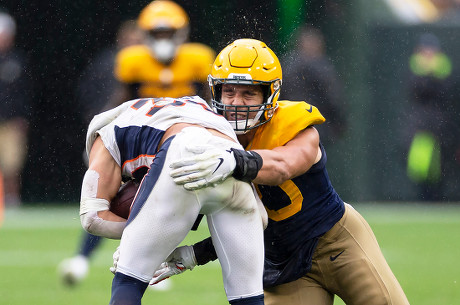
[
  {"x1": 151, "y1": 39, "x2": 410, "y2": 305},
  {"x1": 81, "y1": 96, "x2": 266, "y2": 305}
]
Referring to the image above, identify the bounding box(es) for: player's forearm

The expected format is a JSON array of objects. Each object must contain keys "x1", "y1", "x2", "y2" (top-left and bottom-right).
[
  {"x1": 251, "y1": 128, "x2": 321, "y2": 185},
  {"x1": 79, "y1": 167, "x2": 125, "y2": 239},
  {"x1": 251, "y1": 149, "x2": 296, "y2": 185},
  {"x1": 79, "y1": 196, "x2": 126, "y2": 239}
]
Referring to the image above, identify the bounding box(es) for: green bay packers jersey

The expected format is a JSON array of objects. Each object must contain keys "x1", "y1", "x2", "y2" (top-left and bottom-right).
[
  {"x1": 248, "y1": 100, "x2": 345, "y2": 288},
  {"x1": 115, "y1": 42, "x2": 215, "y2": 98}
]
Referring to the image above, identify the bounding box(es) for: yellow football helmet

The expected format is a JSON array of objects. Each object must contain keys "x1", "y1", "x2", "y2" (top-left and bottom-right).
[
  {"x1": 137, "y1": 0, "x2": 189, "y2": 64},
  {"x1": 208, "y1": 39, "x2": 282, "y2": 134}
]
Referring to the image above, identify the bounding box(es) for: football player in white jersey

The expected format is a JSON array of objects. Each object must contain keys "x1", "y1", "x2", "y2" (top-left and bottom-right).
[{"x1": 80, "y1": 96, "x2": 267, "y2": 305}]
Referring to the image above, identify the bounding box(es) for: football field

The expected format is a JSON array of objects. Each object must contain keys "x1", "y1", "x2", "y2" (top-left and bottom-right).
[{"x1": 0, "y1": 202, "x2": 459, "y2": 304}]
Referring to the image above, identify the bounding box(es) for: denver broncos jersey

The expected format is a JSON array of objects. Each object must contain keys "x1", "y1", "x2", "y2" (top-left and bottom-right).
[
  {"x1": 115, "y1": 43, "x2": 215, "y2": 98},
  {"x1": 89, "y1": 96, "x2": 236, "y2": 179},
  {"x1": 248, "y1": 100, "x2": 346, "y2": 288}
]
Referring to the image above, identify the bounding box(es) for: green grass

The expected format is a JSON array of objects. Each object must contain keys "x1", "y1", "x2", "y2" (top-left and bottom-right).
[{"x1": 0, "y1": 202, "x2": 459, "y2": 305}]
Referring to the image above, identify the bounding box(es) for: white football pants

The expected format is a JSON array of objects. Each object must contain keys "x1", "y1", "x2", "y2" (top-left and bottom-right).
[{"x1": 116, "y1": 127, "x2": 265, "y2": 301}]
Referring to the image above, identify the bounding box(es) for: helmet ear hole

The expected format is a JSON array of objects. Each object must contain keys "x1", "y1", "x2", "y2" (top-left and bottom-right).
[
  {"x1": 214, "y1": 83, "x2": 223, "y2": 101},
  {"x1": 261, "y1": 84, "x2": 271, "y2": 104}
]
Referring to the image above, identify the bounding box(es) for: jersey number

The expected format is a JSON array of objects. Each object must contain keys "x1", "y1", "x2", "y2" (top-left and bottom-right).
[
  {"x1": 130, "y1": 98, "x2": 214, "y2": 116},
  {"x1": 256, "y1": 180, "x2": 303, "y2": 221}
]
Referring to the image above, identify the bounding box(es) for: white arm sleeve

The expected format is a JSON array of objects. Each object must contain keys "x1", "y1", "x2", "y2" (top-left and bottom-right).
[{"x1": 85, "y1": 101, "x2": 131, "y2": 158}]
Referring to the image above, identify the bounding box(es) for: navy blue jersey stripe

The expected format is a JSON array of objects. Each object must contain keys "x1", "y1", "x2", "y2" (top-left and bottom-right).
[
  {"x1": 114, "y1": 125, "x2": 165, "y2": 165},
  {"x1": 127, "y1": 136, "x2": 174, "y2": 224}
]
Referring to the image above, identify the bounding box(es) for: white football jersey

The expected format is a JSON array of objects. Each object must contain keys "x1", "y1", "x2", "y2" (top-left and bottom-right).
[{"x1": 87, "y1": 96, "x2": 237, "y2": 178}]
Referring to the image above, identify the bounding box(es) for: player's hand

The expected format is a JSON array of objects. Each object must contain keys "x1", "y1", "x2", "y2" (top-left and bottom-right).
[
  {"x1": 110, "y1": 246, "x2": 120, "y2": 274},
  {"x1": 150, "y1": 245, "x2": 197, "y2": 285},
  {"x1": 150, "y1": 262, "x2": 186, "y2": 285},
  {"x1": 170, "y1": 145, "x2": 236, "y2": 190}
]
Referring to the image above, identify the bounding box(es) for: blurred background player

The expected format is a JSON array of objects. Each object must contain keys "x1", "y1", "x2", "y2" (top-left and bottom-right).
[
  {"x1": 58, "y1": 0, "x2": 215, "y2": 287},
  {"x1": 0, "y1": 11, "x2": 31, "y2": 207},
  {"x1": 281, "y1": 25, "x2": 347, "y2": 149},
  {"x1": 106, "y1": 0, "x2": 215, "y2": 108},
  {"x1": 404, "y1": 32, "x2": 456, "y2": 200}
]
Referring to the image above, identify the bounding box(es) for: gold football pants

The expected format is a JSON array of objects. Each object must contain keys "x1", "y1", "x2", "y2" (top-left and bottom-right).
[{"x1": 264, "y1": 204, "x2": 409, "y2": 305}]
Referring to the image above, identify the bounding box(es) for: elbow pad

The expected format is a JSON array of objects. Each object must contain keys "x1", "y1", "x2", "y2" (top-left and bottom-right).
[
  {"x1": 80, "y1": 197, "x2": 125, "y2": 239},
  {"x1": 80, "y1": 210, "x2": 126, "y2": 239},
  {"x1": 231, "y1": 149, "x2": 263, "y2": 182}
]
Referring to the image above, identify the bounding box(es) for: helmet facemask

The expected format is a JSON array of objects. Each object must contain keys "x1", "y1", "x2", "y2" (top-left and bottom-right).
[
  {"x1": 209, "y1": 76, "x2": 281, "y2": 134},
  {"x1": 209, "y1": 39, "x2": 282, "y2": 134},
  {"x1": 145, "y1": 26, "x2": 189, "y2": 64}
]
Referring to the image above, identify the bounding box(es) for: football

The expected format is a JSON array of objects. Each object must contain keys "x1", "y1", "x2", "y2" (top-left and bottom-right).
[{"x1": 110, "y1": 180, "x2": 140, "y2": 219}]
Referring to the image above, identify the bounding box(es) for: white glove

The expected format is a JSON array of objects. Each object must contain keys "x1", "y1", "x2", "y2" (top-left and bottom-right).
[
  {"x1": 149, "y1": 245, "x2": 197, "y2": 285},
  {"x1": 170, "y1": 145, "x2": 236, "y2": 191},
  {"x1": 150, "y1": 262, "x2": 186, "y2": 285},
  {"x1": 110, "y1": 246, "x2": 120, "y2": 274}
]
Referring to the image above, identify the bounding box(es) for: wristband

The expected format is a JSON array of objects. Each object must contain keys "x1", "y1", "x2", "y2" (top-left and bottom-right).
[
  {"x1": 231, "y1": 149, "x2": 263, "y2": 182},
  {"x1": 193, "y1": 237, "x2": 218, "y2": 266}
]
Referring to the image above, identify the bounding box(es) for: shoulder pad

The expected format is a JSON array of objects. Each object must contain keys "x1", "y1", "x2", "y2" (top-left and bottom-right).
[{"x1": 249, "y1": 100, "x2": 325, "y2": 150}]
